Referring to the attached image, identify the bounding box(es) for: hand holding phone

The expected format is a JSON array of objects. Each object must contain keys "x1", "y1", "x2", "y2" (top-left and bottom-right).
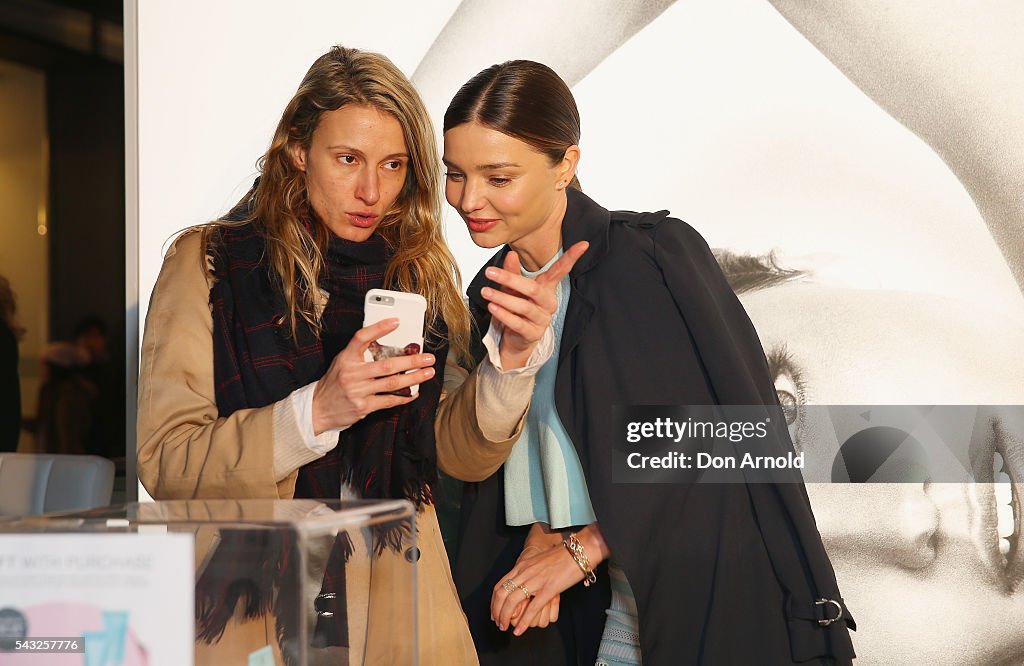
[
  {"x1": 310, "y1": 291, "x2": 433, "y2": 434},
  {"x1": 362, "y1": 289, "x2": 428, "y2": 397}
]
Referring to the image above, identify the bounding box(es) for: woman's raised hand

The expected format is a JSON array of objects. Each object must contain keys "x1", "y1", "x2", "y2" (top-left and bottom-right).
[
  {"x1": 480, "y1": 241, "x2": 589, "y2": 370},
  {"x1": 311, "y1": 318, "x2": 436, "y2": 434}
]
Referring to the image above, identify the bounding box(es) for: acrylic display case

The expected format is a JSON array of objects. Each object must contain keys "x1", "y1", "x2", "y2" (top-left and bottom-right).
[{"x1": 0, "y1": 499, "x2": 418, "y2": 666}]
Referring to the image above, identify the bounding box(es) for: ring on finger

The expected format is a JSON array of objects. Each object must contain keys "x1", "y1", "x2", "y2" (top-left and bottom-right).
[
  {"x1": 518, "y1": 585, "x2": 532, "y2": 599},
  {"x1": 501, "y1": 579, "x2": 517, "y2": 593}
]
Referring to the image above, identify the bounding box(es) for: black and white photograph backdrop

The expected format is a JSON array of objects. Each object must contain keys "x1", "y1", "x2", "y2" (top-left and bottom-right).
[{"x1": 130, "y1": 1, "x2": 1024, "y2": 663}]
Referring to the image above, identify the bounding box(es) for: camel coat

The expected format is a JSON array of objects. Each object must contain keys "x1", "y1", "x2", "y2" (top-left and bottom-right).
[{"x1": 137, "y1": 231, "x2": 506, "y2": 666}]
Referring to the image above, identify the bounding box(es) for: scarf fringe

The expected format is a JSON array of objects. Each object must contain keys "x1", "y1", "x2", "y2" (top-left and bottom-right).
[{"x1": 195, "y1": 529, "x2": 289, "y2": 644}]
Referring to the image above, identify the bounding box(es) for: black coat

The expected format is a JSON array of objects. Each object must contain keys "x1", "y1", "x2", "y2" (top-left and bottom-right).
[{"x1": 453, "y1": 188, "x2": 856, "y2": 665}]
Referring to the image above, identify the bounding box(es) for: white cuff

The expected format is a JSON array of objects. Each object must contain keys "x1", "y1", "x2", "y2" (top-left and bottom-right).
[
  {"x1": 481, "y1": 318, "x2": 554, "y2": 375},
  {"x1": 293, "y1": 381, "x2": 347, "y2": 451}
]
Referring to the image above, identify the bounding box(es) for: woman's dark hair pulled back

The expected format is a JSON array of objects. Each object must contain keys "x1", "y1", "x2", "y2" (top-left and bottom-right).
[{"x1": 444, "y1": 60, "x2": 582, "y2": 190}]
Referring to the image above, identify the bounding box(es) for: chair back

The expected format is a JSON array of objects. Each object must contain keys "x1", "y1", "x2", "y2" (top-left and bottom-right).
[{"x1": 0, "y1": 452, "x2": 114, "y2": 517}]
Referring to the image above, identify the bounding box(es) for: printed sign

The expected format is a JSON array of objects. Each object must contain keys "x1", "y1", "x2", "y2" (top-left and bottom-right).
[{"x1": 0, "y1": 533, "x2": 193, "y2": 665}]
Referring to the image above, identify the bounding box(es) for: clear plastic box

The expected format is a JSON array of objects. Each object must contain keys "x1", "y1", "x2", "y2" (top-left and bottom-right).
[{"x1": 0, "y1": 499, "x2": 418, "y2": 666}]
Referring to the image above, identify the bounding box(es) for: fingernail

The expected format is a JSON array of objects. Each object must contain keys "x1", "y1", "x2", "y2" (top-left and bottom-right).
[
  {"x1": 485, "y1": 267, "x2": 498, "y2": 278},
  {"x1": 423, "y1": 354, "x2": 435, "y2": 364},
  {"x1": 481, "y1": 287, "x2": 492, "y2": 297},
  {"x1": 423, "y1": 368, "x2": 435, "y2": 376}
]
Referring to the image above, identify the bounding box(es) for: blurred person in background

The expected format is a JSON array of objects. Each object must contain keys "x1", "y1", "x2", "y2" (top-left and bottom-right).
[
  {"x1": 0, "y1": 274, "x2": 24, "y2": 452},
  {"x1": 35, "y1": 315, "x2": 116, "y2": 457}
]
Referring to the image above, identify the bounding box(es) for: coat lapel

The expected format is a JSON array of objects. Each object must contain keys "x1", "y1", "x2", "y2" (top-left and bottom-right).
[
  {"x1": 554, "y1": 190, "x2": 612, "y2": 469},
  {"x1": 555, "y1": 188, "x2": 610, "y2": 361}
]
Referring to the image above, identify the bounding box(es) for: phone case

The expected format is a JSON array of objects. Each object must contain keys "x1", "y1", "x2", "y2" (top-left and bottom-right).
[{"x1": 363, "y1": 289, "x2": 428, "y2": 396}]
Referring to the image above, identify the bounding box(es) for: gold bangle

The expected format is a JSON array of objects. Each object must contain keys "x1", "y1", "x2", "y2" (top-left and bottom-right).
[{"x1": 562, "y1": 533, "x2": 597, "y2": 587}]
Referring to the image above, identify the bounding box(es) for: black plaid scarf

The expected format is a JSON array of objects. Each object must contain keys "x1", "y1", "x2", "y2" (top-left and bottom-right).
[
  {"x1": 207, "y1": 221, "x2": 445, "y2": 502},
  {"x1": 196, "y1": 215, "x2": 447, "y2": 657}
]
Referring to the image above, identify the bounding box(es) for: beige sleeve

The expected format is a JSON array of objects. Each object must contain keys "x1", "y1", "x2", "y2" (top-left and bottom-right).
[
  {"x1": 434, "y1": 355, "x2": 536, "y2": 483},
  {"x1": 136, "y1": 231, "x2": 305, "y2": 499}
]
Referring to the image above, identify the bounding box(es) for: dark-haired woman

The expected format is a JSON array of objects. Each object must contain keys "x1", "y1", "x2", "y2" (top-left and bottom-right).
[
  {"x1": 434, "y1": 60, "x2": 856, "y2": 665},
  {"x1": 137, "y1": 46, "x2": 478, "y2": 665}
]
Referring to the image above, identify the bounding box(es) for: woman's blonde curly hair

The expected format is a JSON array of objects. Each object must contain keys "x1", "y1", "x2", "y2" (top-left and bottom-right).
[{"x1": 203, "y1": 46, "x2": 471, "y2": 364}]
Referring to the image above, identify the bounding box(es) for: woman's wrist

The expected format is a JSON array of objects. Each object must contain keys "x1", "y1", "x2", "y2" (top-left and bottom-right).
[
  {"x1": 576, "y1": 524, "x2": 611, "y2": 565},
  {"x1": 561, "y1": 531, "x2": 598, "y2": 587},
  {"x1": 524, "y1": 522, "x2": 562, "y2": 550},
  {"x1": 498, "y1": 343, "x2": 535, "y2": 370}
]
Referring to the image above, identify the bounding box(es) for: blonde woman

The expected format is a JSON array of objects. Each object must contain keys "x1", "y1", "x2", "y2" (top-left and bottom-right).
[{"x1": 137, "y1": 46, "x2": 476, "y2": 664}]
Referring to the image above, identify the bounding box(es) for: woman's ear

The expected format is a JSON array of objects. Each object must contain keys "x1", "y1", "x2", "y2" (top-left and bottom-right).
[
  {"x1": 290, "y1": 139, "x2": 307, "y2": 172},
  {"x1": 556, "y1": 145, "x2": 581, "y2": 190}
]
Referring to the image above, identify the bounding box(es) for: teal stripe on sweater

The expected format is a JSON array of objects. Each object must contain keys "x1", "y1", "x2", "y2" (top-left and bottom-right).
[{"x1": 503, "y1": 251, "x2": 596, "y2": 529}]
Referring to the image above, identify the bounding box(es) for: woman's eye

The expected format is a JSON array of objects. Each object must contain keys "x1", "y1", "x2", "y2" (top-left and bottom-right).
[
  {"x1": 773, "y1": 370, "x2": 805, "y2": 429},
  {"x1": 489, "y1": 177, "x2": 511, "y2": 187},
  {"x1": 444, "y1": 172, "x2": 465, "y2": 182},
  {"x1": 383, "y1": 160, "x2": 403, "y2": 171},
  {"x1": 765, "y1": 344, "x2": 807, "y2": 447},
  {"x1": 777, "y1": 389, "x2": 798, "y2": 425},
  {"x1": 338, "y1": 155, "x2": 357, "y2": 165}
]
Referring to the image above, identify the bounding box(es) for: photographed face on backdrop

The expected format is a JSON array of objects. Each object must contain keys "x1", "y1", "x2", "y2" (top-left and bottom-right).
[
  {"x1": 741, "y1": 282, "x2": 1024, "y2": 664},
  {"x1": 443, "y1": 121, "x2": 577, "y2": 266},
  {"x1": 293, "y1": 104, "x2": 409, "y2": 242}
]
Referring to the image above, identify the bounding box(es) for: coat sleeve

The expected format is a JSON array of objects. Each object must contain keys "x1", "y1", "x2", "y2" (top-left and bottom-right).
[
  {"x1": 651, "y1": 218, "x2": 780, "y2": 407},
  {"x1": 434, "y1": 288, "x2": 545, "y2": 483},
  {"x1": 651, "y1": 219, "x2": 857, "y2": 658},
  {"x1": 434, "y1": 361, "x2": 532, "y2": 482},
  {"x1": 136, "y1": 232, "x2": 301, "y2": 499}
]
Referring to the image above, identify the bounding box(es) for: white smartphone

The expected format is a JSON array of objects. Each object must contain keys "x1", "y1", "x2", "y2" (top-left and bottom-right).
[{"x1": 363, "y1": 288, "x2": 428, "y2": 396}]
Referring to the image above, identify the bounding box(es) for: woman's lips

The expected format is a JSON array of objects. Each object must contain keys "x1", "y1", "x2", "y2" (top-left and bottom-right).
[
  {"x1": 966, "y1": 411, "x2": 1024, "y2": 592},
  {"x1": 995, "y1": 418, "x2": 1024, "y2": 590},
  {"x1": 465, "y1": 216, "x2": 499, "y2": 233},
  {"x1": 347, "y1": 212, "x2": 378, "y2": 228}
]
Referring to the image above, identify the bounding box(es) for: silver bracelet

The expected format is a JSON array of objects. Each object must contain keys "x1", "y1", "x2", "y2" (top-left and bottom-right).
[{"x1": 562, "y1": 532, "x2": 597, "y2": 587}]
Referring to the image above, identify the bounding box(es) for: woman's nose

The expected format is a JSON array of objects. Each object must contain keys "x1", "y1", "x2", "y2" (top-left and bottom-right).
[
  {"x1": 355, "y1": 167, "x2": 380, "y2": 206},
  {"x1": 459, "y1": 180, "x2": 483, "y2": 214},
  {"x1": 807, "y1": 483, "x2": 939, "y2": 569}
]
